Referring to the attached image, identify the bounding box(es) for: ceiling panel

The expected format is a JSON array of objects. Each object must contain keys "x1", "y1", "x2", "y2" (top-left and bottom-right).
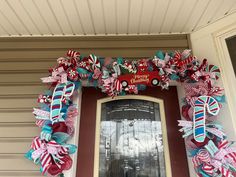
[
  {"x1": 88, "y1": 0, "x2": 107, "y2": 34},
  {"x1": 19, "y1": 0, "x2": 52, "y2": 35},
  {"x1": 139, "y1": 0, "x2": 156, "y2": 34},
  {"x1": 103, "y1": 0, "x2": 116, "y2": 34},
  {"x1": 161, "y1": 0, "x2": 186, "y2": 33},
  {"x1": 0, "y1": 9, "x2": 17, "y2": 35},
  {"x1": 0, "y1": 25, "x2": 8, "y2": 36},
  {"x1": 170, "y1": 0, "x2": 197, "y2": 33},
  {"x1": 149, "y1": 0, "x2": 170, "y2": 34},
  {"x1": 211, "y1": 0, "x2": 236, "y2": 21},
  {"x1": 7, "y1": 0, "x2": 41, "y2": 35},
  {"x1": 195, "y1": 0, "x2": 223, "y2": 29},
  {"x1": 47, "y1": 0, "x2": 74, "y2": 35},
  {"x1": 229, "y1": 1, "x2": 236, "y2": 13},
  {"x1": 0, "y1": 0, "x2": 235, "y2": 37},
  {"x1": 128, "y1": 0, "x2": 143, "y2": 34},
  {"x1": 33, "y1": 0, "x2": 63, "y2": 34},
  {"x1": 74, "y1": 0, "x2": 95, "y2": 34},
  {"x1": 60, "y1": 0, "x2": 85, "y2": 34},
  {"x1": 0, "y1": 0, "x2": 29, "y2": 35},
  {"x1": 116, "y1": 0, "x2": 130, "y2": 34},
  {"x1": 183, "y1": 0, "x2": 211, "y2": 32}
]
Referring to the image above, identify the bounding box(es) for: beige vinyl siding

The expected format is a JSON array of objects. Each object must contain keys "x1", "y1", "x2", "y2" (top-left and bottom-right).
[{"x1": 0, "y1": 35, "x2": 189, "y2": 176}]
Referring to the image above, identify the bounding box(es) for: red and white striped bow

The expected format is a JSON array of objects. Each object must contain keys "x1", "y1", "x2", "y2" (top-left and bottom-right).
[
  {"x1": 102, "y1": 76, "x2": 122, "y2": 97},
  {"x1": 168, "y1": 52, "x2": 181, "y2": 65},
  {"x1": 192, "y1": 149, "x2": 216, "y2": 176},
  {"x1": 78, "y1": 58, "x2": 91, "y2": 71},
  {"x1": 211, "y1": 140, "x2": 236, "y2": 177},
  {"x1": 176, "y1": 56, "x2": 195, "y2": 67},
  {"x1": 192, "y1": 149, "x2": 211, "y2": 166},
  {"x1": 125, "y1": 85, "x2": 138, "y2": 94},
  {"x1": 216, "y1": 140, "x2": 236, "y2": 165},
  {"x1": 88, "y1": 54, "x2": 100, "y2": 70},
  {"x1": 41, "y1": 67, "x2": 67, "y2": 84},
  {"x1": 31, "y1": 137, "x2": 68, "y2": 175},
  {"x1": 193, "y1": 140, "x2": 236, "y2": 177},
  {"x1": 66, "y1": 50, "x2": 80, "y2": 58}
]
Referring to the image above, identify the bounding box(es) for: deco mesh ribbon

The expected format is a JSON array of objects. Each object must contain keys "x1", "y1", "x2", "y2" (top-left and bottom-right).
[
  {"x1": 25, "y1": 49, "x2": 235, "y2": 177},
  {"x1": 192, "y1": 140, "x2": 236, "y2": 177},
  {"x1": 30, "y1": 136, "x2": 69, "y2": 174}
]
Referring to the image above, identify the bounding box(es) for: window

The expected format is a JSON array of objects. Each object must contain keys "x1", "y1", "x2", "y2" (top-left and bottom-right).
[{"x1": 226, "y1": 35, "x2": 236, "y2": 76}]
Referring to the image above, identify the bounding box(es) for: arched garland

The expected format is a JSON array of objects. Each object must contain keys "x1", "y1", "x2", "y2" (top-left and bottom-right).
[{"x1": 25, "y1": 49, "x2": 236, "y2": 177}]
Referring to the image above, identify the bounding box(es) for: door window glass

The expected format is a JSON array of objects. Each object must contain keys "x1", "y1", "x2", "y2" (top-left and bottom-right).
[{"x1": 98, "y1": 99, "x2": 167, "y2": 177}]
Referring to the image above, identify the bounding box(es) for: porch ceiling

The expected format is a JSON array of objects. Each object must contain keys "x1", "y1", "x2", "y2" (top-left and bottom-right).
[{"x1": 0, "y1": 0, "x2": 235, "y2": 37}]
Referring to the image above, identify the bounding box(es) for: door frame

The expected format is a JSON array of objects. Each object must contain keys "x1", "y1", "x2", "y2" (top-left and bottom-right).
[
  {"x1": 64, "y1": 90, "x2": 82, "y2": 177},
  {"x1": 94, "y1": 95, "x2": 172, "y2": 177},
  {"x1": 64, "y1": 86, "x2": 189, "y2": 177},
  {"x1": 74, "y1": 86, "x2": 191, "y2": 177}
]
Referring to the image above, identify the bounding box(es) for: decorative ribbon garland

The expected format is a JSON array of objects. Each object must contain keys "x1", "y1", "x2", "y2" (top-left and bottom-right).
[
  {"x1": 25, "y1": 49, "x2": 235, "y2": 177},
  {"x1": 192, "y1": 140, "x2": 236, "y2": 177}
]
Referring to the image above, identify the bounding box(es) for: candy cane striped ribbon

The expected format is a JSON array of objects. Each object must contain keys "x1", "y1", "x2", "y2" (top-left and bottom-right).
[
  {"x1": 193, "y1": 96, "x2": 220, "y2": 142},
  {"x1": 103, "y1": 77, "x2": 122, "y2": 97},
  {"x1": 202, "y1": 164, "x2": 214, "y2": 176},
  {"x1": 67, "y1": 50, "x2": 80, "y2": 58},
  {"x1": 168, "y1": 52, "x2": 181, "y2": 65},
  {"x1": 31, "y1": 137, "x2": 51, "y2": 174},
  {"x1": 36, "y1": 120, "x2": 46, "y2": 127},
  {"x1": 226, "y1": 152, "x2": 236, "y2": 163},
  {"x1": 50, "y1": 81, "x2": 75, "y2": 124},
  {"x1": 192, "y1": 149, "x2": 215, "y2": 176},
  {"x1": 192, "y1": 149, "x2": 211, "y2": 166},
  {"x1": 219, "y1": 166, "x2": 232, "y2": 177},
  {"x1": 177, "y1": 56, "x2": 194, "y2": 67},
  {"x1": 218, "y1": 140, "x2": 236, "y2": 163},
  {"x1": 33, "y1": 108, "x2": 50, "y2": 120},
  {"x1": 181, "y1": 49, "x2": 191, "y2": 58}
]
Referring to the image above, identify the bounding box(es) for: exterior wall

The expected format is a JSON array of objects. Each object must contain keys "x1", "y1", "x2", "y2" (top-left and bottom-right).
[
  {"x1": 190, "y1": 13, "x2": 236, "y2": 140},
  {"x1": 0, "y1": 35, "x2": 189, "y2": 177},
  {"x1": 190, "y1": 12, "x2": 236, "y2": 177}
]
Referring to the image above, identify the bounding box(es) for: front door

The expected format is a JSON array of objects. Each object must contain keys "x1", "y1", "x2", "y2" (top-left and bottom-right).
[{"x1": 76, "y1": 87, "x2": 189, "y2": 177}]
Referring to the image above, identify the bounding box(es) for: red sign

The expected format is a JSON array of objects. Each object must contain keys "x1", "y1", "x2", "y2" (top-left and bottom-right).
[{"x1": 118, "y1": 71, "x2": 161, "y2": 87}]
